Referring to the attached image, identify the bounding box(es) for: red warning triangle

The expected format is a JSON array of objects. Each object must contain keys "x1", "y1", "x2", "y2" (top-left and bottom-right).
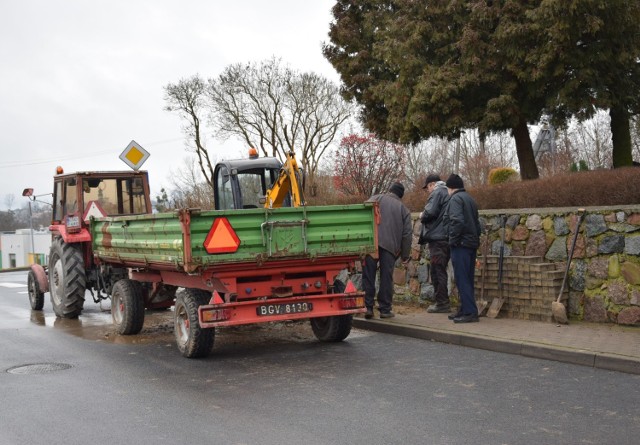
[
  {"x1": 203, "y1": 217, "x2": 240, "y2": 254},
  {"x1": 344, "y1": 280, "x2": 357, "y2": 293}
]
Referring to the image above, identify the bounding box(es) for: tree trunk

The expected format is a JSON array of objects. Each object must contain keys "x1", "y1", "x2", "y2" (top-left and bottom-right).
[
  {"x1": 512, "y1": 119, "x2": 540, "y2": 180},
  {"x1": 610, "y1": 105, "x2": 633, "y2": 168}
]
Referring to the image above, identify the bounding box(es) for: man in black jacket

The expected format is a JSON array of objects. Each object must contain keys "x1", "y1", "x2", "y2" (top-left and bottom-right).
[
  {"x1": 363, "y1": 182, "x2": 412, "y2": 319},
  {"x1": 443, "y1": 174, "x2": 481, "y2": 323},
  {"x1": 419, "y1": 174, "x2": 451, "y2": 313}
]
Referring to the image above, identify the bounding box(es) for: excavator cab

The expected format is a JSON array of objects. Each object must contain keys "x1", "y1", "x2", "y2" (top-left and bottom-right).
[{"x1": 213, "y1": 149, "x2": 304, "y2": 210}]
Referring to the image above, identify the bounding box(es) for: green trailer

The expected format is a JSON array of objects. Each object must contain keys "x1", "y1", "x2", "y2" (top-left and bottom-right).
[{"x1": 90, "y1": 203, "x2": 378, "y2": 358}]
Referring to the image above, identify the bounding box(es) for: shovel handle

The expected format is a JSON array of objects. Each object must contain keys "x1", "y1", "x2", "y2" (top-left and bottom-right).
[{"x1": 557, "y1": 210, "x2": 586, "y2": 303}]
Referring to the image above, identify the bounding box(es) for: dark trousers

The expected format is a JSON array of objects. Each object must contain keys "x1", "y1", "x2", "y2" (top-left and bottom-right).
[
  {"x1": 450, "y1": 246, "x2": 478, "y2": 316},
  {"x1": 428, "y1": 240, "x2": 450, "y2": 306},
  {"x1": 363, "y1": 247, "x2": 397, "y2": 314}
]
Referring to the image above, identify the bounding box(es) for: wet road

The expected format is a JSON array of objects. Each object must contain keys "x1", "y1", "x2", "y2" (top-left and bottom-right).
[{"x1": 1, "y1": 270, "x2": 639, "y2": 445}]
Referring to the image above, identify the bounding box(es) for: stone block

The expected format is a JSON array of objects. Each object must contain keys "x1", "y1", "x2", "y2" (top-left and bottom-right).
[
  {"x1": 624, "y1": 236, "x2": 640, "y2": 255},
  {"x1": 608, "y1": 255, "x2": 620, "y2": 279},
  {"x1": 393, "y1": 267, "x2": 407, "y2": 285},
  {"x1": 585, "y1": 214, "x2": 607, "y2": 237},
  {"x1": 617, "y1": 306, "x2": 640, "y2": 326},
  {"x1": 627, "y1": 213, "x2": 640, "y2": 225},
  {"x1": 587, "y1": 257, "x2": 609, "y2": 279},
  {"x1": 609, "y1": 222, "x2": 639, "y2": 233},
  {"x1": 512, "y1": 225, "x2": 529, "y2": 241},
  {"x1": 554, "y1": 216, "x2": 570, "y2": 236},
  {"x1": 546, "y1": 237, "x2": 567, "y2": 261},
  {"x1": 525, "y1": 214, "x2": 542, "y2": 231},
  {"x1": 584, "y1": 295, "x2": 608, "y2": 322},
  {"x1": 419, "y1": 283, "x2": 435, "y2": 303},
  {"x1": 621, "y1": 261, "x2": 640, "y2": 285},
  {"x1": 417, "y1": 264, "x2": 429, "y2": 283},
  {"x1": 607, "y1": 280, "x2": 629, "y2": 305},
  {"x1": 631, "y1": 289, "x2": 640, "y2": 306},
  {"x1": 409, "y1": 277, "x2": 421, "y2": 295},
  {"x1": 598, "y1": 235, "x2": 625, "y2": 254}
]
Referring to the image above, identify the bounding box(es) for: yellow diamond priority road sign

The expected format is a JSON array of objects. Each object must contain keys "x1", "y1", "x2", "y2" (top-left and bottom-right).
[{"x1": 119, "y1": 140, "x2": 150, "y2": 171}]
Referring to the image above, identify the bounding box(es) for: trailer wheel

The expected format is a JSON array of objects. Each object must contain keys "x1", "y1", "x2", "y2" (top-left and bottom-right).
[
  {"x1": 174, "y1": 289, "x2": 215, "y2": 358},
  {"x1": 27, "y1": 269, "x2": 44, "y2": 311},
  {"x1": 310, "y1": 315, "x2": 353, "y2": 342},
  {"x1": 48, "y1": 237, "x2": 86, "y2": 318},
  {"x1": 111, "y1": 279, "x2": 145, "y2": 335}
]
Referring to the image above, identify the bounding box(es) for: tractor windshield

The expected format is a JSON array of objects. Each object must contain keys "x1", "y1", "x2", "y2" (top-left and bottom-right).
[{"x1": 82, "y1": 177, "x2": 148, "y2": 216}]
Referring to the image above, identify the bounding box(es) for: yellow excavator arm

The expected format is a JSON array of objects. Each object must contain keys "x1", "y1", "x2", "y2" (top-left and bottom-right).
[{"x1": 264, "y1": 150, "x2": 305, "y2": 208}]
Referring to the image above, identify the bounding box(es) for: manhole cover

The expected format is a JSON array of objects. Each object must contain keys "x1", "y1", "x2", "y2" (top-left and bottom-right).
[{"x1": 6, "y1": 363, "x2": 73, "y2": 375}]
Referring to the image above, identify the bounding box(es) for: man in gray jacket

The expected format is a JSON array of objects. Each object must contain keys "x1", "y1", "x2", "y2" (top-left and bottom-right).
[
  {"x1": 419, "y1": 174, "x2": 451, "y2": 313},
  {"x1": 363, "y1": 182, "x2": 412, "y2": 319}
]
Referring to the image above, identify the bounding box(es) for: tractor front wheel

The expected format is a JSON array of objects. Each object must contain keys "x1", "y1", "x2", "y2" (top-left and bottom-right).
[
  {"x1": 48, "y1": 237, "x2": 86, "y2": 318},
  {"x1": 27, "y1": 269, "x2": 44, "y2": 311}
]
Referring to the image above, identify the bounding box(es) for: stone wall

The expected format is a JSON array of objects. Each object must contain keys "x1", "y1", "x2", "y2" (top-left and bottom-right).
[{"x1": 398, "y1": 205, "x2": 640, "y2": 326}]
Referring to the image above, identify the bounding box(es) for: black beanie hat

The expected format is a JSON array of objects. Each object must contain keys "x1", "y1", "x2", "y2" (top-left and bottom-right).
[
  {"x1": 389, "y1": 182, "x2": 405, "y2": 198},
  {"x1": 422, "y1": 174, "x2": 441, "y2": 189},
  {"x1": 445, "y1": 173, "x2": 464, "y2": 189}
]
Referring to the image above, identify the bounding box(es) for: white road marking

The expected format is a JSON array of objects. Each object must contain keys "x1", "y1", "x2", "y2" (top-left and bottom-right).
[{"x1": 0, "y1": 282, "x2": 26, "y2": 288}]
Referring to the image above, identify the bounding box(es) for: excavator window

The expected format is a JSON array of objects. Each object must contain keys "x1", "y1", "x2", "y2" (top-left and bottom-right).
[{"x1": 216, "y1": 167, "x2": 235, "y2": 210}]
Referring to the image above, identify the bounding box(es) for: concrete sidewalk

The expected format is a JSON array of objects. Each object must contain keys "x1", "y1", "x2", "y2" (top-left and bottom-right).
[{"x1": 352, "y1": 307, "x2": 640, "y2": 375}]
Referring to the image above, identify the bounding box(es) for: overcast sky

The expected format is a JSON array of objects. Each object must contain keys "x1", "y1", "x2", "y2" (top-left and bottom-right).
[{"x1": 0, "y1": 0, "x2": 340, "y2": 210}]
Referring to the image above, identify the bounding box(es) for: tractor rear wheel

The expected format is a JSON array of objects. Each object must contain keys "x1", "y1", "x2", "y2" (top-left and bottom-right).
[
  {"x1": 111, "y1": 279, "x2": 145, "y2": 335},
  {"x1": 174, "y1": 289, "x2": 215, "y2": 358},
  {"x1": 27, "y1": 269, "x2": 44, "y2": 311},
  {"x1": 48, "y1": 237, "x2": 86, "y2": 318}
]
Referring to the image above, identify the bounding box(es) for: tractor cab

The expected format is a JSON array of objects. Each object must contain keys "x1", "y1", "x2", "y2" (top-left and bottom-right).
[{"x1": 51, "y1": 169, "x2": 152, "y2": 232}]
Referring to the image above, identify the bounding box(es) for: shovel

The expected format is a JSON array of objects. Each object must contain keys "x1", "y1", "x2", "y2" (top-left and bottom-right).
[
  {"x1": 487, "y1": 215, "x2": 507, "y2": 318},
  {"x1": 476, "y1": 224, "x2": 492, "y2": 316},
  {"x1": 552, "y1": 209, "x2": 586, "y2": 324}
]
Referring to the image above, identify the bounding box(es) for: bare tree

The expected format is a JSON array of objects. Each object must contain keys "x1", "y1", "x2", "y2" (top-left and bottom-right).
[
  {"x1": 164, "y1": 75, "x2": 215, "y2": 192},
  {"x1": 168, "y1": 157, "x2": 216, "y2": 210},
  {"x1": 558, "y1": 112, "x2": 613, "y2": 170},
  {"x1": 206, "y1": 58, "x2": 352, "y2": 196}
]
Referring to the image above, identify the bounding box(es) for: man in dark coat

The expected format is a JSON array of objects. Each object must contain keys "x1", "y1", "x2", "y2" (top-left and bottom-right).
[
  {"x1": 443, "y1": 174, "x2": 481, "y2": 323},
  {"x1": 363, "y1": 182, "x2": 412, "y2": 319},
  {"x1": 419, "y1": 174, "x2": 451, "y2": 313}
]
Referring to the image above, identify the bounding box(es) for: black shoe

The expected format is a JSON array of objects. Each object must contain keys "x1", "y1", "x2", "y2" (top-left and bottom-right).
[
  {"x1": 453, "y1": 314, "x2": 479, "y2": 323},
  {"x1": 364, "y1": 308, "x2": 374, "y2": 319},
  {"x1": 448, "y1": 311, "x2": 462, "y2": 320},
  {"x1": 427, "y1": 304, "x2": 451, "y2": 313},
  {"x1": 379, "y1": 311, "x2": 395, "y2": 319}
]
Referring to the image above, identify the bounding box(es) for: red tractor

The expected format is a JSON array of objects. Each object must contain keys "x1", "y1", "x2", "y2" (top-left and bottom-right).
[{"x1": 27, "y1": 168, "x2": 154, "y2": 318}]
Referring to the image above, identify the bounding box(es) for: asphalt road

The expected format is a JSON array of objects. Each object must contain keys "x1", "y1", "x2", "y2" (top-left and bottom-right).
[{"x1": 1, "y1": 270, "x2": 639, "y2": 445}]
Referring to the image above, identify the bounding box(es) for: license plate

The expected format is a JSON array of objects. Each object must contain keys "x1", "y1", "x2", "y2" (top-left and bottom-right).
[{"x1": 256, "y1": 302, "x2": 313, "y2": 317}]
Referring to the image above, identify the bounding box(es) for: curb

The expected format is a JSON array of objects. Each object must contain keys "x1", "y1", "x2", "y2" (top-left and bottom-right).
[{"x1": 352, "y1": 318, "x2": 640, "y2": 375}]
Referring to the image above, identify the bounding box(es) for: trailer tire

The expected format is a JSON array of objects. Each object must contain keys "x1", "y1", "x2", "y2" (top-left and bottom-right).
[
  {"x1": 310, "y1": 315, "x2": 353, "y2": 342},
  {"x1": 111, "y1": 279, "x2": 145, "y2": 335},
  {"x1": 174, "y1": 289, "x2": 215, "y2": 358},
  {"x1": 48, "y1": 237, "x2": 86, "y2": 318},
  {"x1": 27, "y1": 269, "x2": 44, "y2": 311}
]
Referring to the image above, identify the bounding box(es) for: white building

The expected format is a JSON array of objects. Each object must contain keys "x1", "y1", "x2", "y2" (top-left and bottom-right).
[{"x1": 0, "y1": 229, "x2": 51, "y2": 269}]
